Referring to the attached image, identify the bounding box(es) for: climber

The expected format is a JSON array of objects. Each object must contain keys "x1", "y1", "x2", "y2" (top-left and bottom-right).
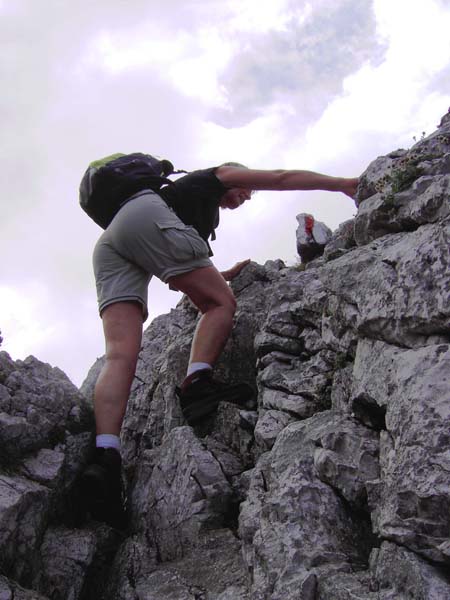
[{"x1": 78, "y1": 162, "x2": 359, "y2": 529}]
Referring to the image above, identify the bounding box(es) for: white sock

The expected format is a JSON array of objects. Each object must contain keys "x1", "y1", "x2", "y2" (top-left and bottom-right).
[
  {"x1": 96, "y1": 434, "x2": 121, "y2": 452},
  {"x1": 187, "y1": 362, "x2": 212, "y2": 378}
]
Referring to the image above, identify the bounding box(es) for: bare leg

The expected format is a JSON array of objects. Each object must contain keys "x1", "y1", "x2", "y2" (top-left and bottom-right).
[
  {"x1": 167, "y1": 266, "x2": 237, "y2": 367},
  {"x1": 94, "y1": 301, "x2": 143, "y2": 435}
]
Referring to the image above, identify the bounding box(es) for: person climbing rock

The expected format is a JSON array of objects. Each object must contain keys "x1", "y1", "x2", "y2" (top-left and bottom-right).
[{"x1": 78, "y1": 161, "x2": 358, "y2": 529}]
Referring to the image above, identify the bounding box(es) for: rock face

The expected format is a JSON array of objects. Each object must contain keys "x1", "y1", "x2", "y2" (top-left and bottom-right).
[{"x1": 1, "y1": 113, "x2": 450, "y2": 599}]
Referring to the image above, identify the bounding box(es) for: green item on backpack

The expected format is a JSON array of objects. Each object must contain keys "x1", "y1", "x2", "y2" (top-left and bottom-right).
[{"x1": 79, "y1": 152, "x2": 185, "y2": 229}]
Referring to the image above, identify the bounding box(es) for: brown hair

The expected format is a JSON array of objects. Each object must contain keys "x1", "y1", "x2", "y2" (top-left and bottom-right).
[{"x1": 219, "y1": 162, "x2": 248, "y2": 168}]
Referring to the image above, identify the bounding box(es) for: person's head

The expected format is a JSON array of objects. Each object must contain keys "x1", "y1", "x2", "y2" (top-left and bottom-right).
[
  {"x1": 220, "y1": 161, "x2": 248, "y2": 169},
  {"x1": 218, "y1": 162, "x2": 253, "y2": 210}
]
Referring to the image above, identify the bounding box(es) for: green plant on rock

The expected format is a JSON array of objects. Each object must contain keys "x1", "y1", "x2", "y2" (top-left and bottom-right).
[
  {"x1": 335, "y1": 352, "x2": 349, "y2": 369},
  {"x1": 390, "y1": 163, "x2": 423, "y2": 194},
  {"x1": 412, "y1": 131, "x2": 426, "y2": 143},
  {"x1": 381, "y1": 192, "x2": 396, "y2": 207}
]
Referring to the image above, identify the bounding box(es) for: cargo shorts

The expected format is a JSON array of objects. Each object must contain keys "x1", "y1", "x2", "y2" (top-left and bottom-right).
[{"x1": 92, "y1": 191, "x2": 213, "y2": 320}]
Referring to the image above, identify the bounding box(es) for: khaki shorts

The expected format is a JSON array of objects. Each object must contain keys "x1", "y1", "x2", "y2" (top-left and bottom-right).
[{"x1": 93, "y1": 191, "x2": 213, "y2": 320}]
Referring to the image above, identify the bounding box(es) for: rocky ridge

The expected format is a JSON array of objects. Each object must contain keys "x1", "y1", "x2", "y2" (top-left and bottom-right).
[{"x1": 1, "y1": 113, "x2": 449, "y2": 599}]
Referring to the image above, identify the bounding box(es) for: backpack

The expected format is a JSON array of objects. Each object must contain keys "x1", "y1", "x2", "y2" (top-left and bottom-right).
[{"x1": 79, "y1": 152, "x2": 185, "y2": 229}]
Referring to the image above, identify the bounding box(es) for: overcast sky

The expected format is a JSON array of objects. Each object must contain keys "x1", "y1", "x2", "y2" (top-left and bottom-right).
[{"x1": 1, "y1": 0, "x2": 449, "y2": 387}]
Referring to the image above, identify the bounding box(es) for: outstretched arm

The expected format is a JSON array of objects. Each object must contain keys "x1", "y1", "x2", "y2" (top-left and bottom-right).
[{"x1": 215, "y1": 166, "x2": 358, "y2": 198}]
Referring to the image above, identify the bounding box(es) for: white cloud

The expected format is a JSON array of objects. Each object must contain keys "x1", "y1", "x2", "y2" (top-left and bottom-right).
[
  {"x1": 1, "y1": 0, "x2": 450, "y2": 389},
  {"x1": 226, "y1": 0, "x2": 304, "y2": 33},
  {"x1": 0, "y1": 283, "x2": 57, "y2": 361},
  {"x1": 282, "y1": 0, "x2": 450, "y2": 170},
  {"x1": 196, "y1": 102, "x2": 293, "y2": 165},
  {"x1": 167, "y1": 28, "x2": 234, "y2": 106},
  {"x1": 80, "y1": 30, "x2": 189, "y2": 76}
]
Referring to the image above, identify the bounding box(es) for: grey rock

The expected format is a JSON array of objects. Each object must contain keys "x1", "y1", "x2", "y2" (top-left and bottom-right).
[
  {"x1": 258, "y1": 349, "x2": 336, "y2": 412},
  {"x1": 79, "y1": 355, "x2": 104, "y2": 403},
  {"x1": 319, "y1": 221, "x2": 450, "y2": 348},
  {"x1": 136, "y1": 530, "x2": 249, "y2": 600},
  {"x1": 112, "y1": 529, "x2": 249, "y2": 600},
  {"x1": 311, "y1": 413, "x2": 379, "y2": 508},
  {"x1": 19, "y1": 449, "x2": 65, "y2": 488},
  {"x1": 204, "y1": 436, "x2": 245, "y2": 479},
  {"x1": 255, "y1": 330, "x2": 303, "y2": 357},
  {"x1": 0, "y1": 352, "x2": 15, "y2": 385},
  {"x1": 296, "y1": 213, "x2": 333, "y2": 263},
  {"x1": 0, "y1": 383, "x2": 11, "y2": 412},
  {"x1": 230, "y1": 468, "x2": 254, "y2": 504},
  {"x1": 355, "y1": 118, "x2": 450, "y2": 243},
  {"x1": 0, "y1": 356, "x2": 93, "y2": 463},
  {"x1": 103, "y1": 535, "x2": 158, "y2": 600},
  {"x1": 318, "y1": 571, "x2": 377, "y2": 599},
  {"x1": 0, "y1": 474, "x2": 50, "y2": 584},
  {"x1": 354, "y1": 175, "x2": 450, "y2": 245},
  {"x1": 135, "y1": 570, "x2": 200, "y2": 600},
  {"x1": 209, "y1": 402, "x2": 255, "y2": 470},
  {"x1": 330, "y1": 365, "x2": 354, "y2": 414},
  {"x1": 365, "y1": 343, "x2": 450, "y2": 563},
  {"x1": 130, "y1": 426, "x2": 233, "y2": 562},
  {"x1": 254, "y1": 409, "x2": 294, "y2": 453},
  {"x1": 371, "y1": 541, "x2": 450, "y2": 599},
  {"x1": 0, "y1": 576, "x2": 49, "y2": 599},
  {"x1": 238, "y1": 410, "x2": 258, "y2": 432},
  {"x1": 239, "y1": 413, "x2": 375, "y2": 598},
  {"x1": 321, "y1": 294, "x2": 359, "y2": 355},
  {"x1": 32, "y1": 527, "x2": 96, "y2": 600},
  {"x1": 259, "y1": 386, "x2": 320, "y2": 419},
  {"x1": 2, "y1": 110, "x2": 450, "y2": 600},
  {"x1": 215, "y1": 585, "x2": 249, "y2": 599},
  {"x1": 323, "y1": 218, "x2": 356, "y2": 261}
]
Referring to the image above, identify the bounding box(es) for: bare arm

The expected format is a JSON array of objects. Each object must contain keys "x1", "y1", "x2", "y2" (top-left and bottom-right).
[
  {"x1": 215, "y1": 166, "x2": 358, "y2": 197},
  {"x1": 221, "y1": 259, "x2": 251, "y2": 281}
]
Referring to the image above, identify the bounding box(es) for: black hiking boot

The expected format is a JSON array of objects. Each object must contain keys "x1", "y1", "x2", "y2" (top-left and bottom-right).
[
  {"x1": 78, "y1": 447, "x2": 127, "y2": 531},
  {"x1": 176, "y1": 369, "x2": 256, "y2": 426}
]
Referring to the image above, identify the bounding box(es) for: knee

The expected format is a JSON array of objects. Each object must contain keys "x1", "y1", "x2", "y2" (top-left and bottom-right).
[
  {"x1": 105, "y1": 348, "x2": 139, "y2": 377},
  {"x1": 199, "y1": 292, "x2": 237, "y2": 317}
]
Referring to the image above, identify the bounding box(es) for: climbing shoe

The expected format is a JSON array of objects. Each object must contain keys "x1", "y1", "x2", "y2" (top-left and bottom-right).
[
  {"x1": 78, "y1": 447, "x2": 127, "y2": 530},
  {"x1": 176, "y1": 369, "x2": 256, "y2": 426}
]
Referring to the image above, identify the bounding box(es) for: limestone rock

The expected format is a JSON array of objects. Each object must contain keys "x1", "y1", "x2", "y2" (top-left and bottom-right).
[
  {"x1": 296, "y1": 213, "x2": 333, "y2": 263},
  {"x1": 318, "y1": 571, "x2": 378, "y2": 599},
  {"x1": 130, "y1": 426, "x2": 234, "y2": 562},
  {"x1": 134, "y1": 530, "x2": 249, "y2": 600},
  {"x1": 0, "y1": 353, "x2": 95, "y2": 597},
  {"x1": 319, "y1": 222, "x2": 450, "y2": 348},
  {"x1": 239, "y1": 413, "x2": 377, "y2": 598},
  {"x1": 0, "y1": 354, "x2": 93, "y2": 464},
  {"x1": 32, "y1": 527, "x2": 97, "y2": 600},
  {"x1": 0, "y1": 576, "x2": 50, "y2": 599},
  {"x1": 323, "y1": 218, "x2": 356, "y2": 261},
  {"x1": 363, "y1": 343, "x2": 450, "y2": 564},
  {"x1": 2, "y1": 110, "x2": 450, "y2": 600},
  {"x1": 355, "y1": 116, "x2": 450, "y2": 243},
  {"x1": 254, "y1": 409, "x2": 294, "y2": 453},
  {"x1": 0, "y1": 474, "x2": 50, "y2": 584},
  {"x1": 372, "y1": 541, "x2": 450, "y2": 599}
]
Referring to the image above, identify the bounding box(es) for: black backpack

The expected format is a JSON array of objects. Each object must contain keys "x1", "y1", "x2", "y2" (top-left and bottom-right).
[{"x1": 79, "y1": 152, "x2": 185, "y2": 229}]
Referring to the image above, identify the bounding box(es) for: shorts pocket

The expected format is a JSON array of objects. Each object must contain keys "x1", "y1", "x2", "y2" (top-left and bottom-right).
[{"x1": 156, "y1": 222, "x2": 209, "y2": 262}]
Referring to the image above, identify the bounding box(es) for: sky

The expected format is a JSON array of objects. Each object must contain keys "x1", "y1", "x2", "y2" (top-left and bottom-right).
[{"x1": 1, "y1": 0, "x2": 449, "y2": 387}]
